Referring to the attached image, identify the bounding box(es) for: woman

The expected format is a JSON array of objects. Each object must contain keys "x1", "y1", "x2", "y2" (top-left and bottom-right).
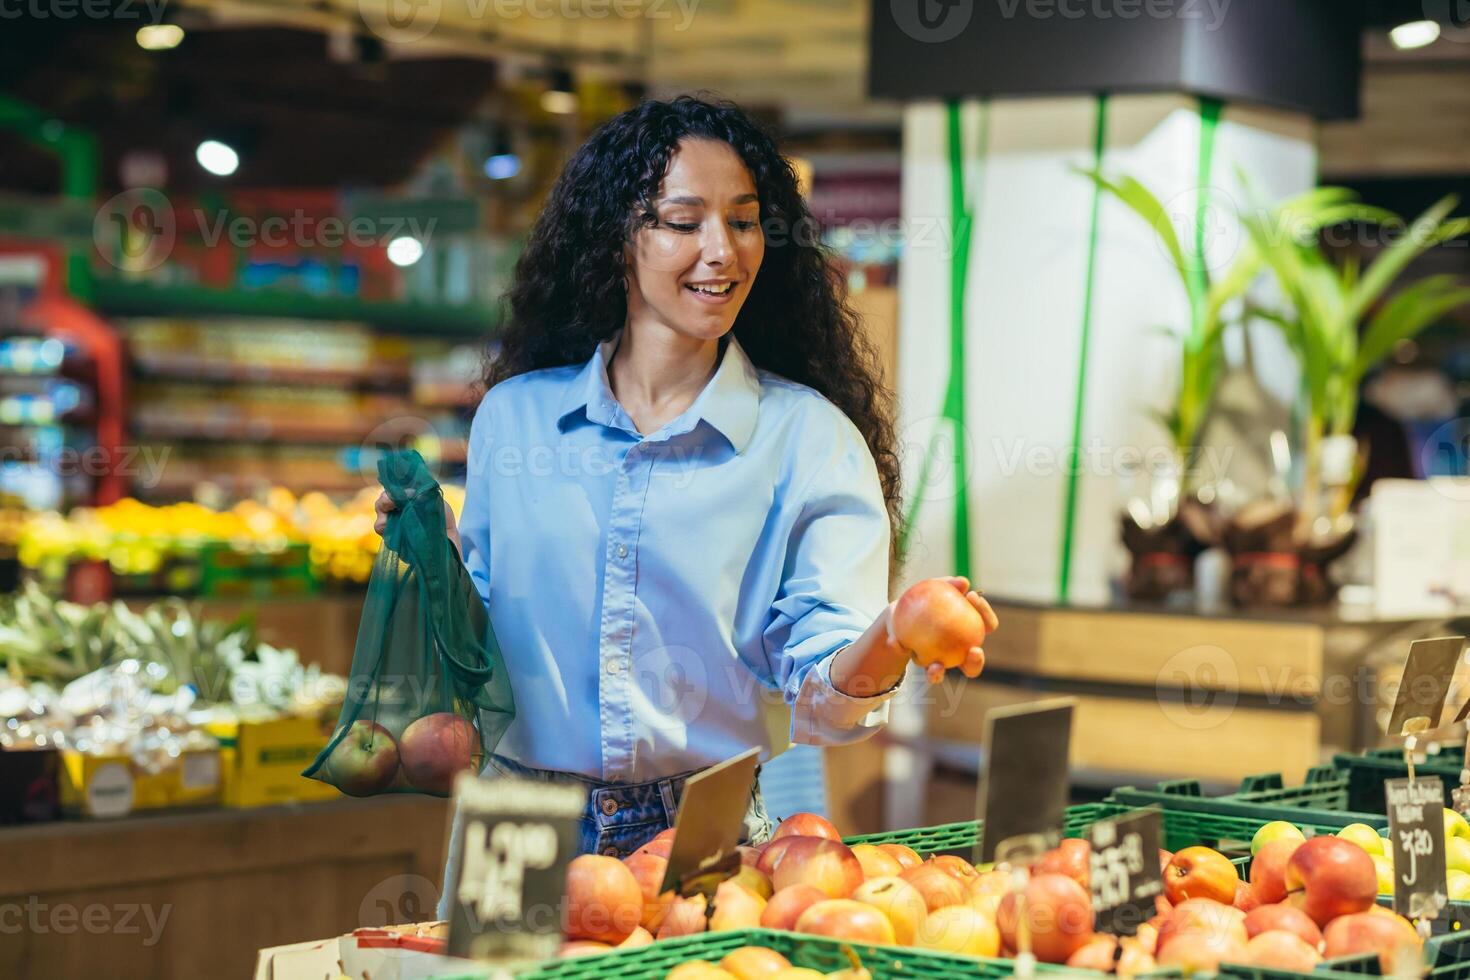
[{"x1": 379, "y1": 96, "x2": 995, "y2": 859}]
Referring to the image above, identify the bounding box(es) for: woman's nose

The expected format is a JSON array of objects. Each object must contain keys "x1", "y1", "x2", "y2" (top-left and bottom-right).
[{"x1": 701, "y1": 220, "x2": 734, "y2": 266}]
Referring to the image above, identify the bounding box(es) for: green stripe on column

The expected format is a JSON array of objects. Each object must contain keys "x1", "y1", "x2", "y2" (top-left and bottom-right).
[
  {"x1": 1056, "y1": 94, "x2": 1109, "y2": 604},
  {"x1": 898, "y1": 100, "x2": 989, "y2": 581},
  {"x1": 1190, "y1": 97, "x2": 1223, "y2": 327}
]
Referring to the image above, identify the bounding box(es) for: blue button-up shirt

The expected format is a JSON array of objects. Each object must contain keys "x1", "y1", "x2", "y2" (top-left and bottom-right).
[{"x1": 458, "y1": 333, "x2": 898, "y2": 782}]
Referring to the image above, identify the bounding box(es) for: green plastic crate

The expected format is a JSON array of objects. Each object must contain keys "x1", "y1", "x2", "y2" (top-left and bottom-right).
[
  {"x1": 1107, "y1": 767, "x2": 1390, "y2": 840},
  {"x1": 843, "y1": 802, "x2": 1369, "y2": 858},
  {"x1": 1426, "y1": 929, "x2": 1470, "y2": 979},
  {"x1": 1332, "y1": 749, "x2": 1465, "y2": 813},
  {"x1": 516, "y1": 928, "x2": 1076, "y2": 980}
]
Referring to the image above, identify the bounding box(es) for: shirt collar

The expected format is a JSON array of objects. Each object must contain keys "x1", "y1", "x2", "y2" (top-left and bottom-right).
[{"x1": 556, "y1": 331, "x2": 760, "y2": 454}]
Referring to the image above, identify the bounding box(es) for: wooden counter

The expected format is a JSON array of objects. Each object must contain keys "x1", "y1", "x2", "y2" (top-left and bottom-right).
[
  {"x1": 905, "y1": 599, "x2": 1454, "y2": 825},
  {"x1": 0, "y1": 795, "x2": 449, "y2": 980}
]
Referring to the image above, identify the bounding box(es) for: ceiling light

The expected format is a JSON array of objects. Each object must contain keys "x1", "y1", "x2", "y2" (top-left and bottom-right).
[
  {"x1": 136, "y1": 24, "x2": 184, "y2": 50},
  {"x1": 387, "y1": 236, "x2": 425, "y2": 267},
  {"x1": 541, "y1": 67, "x2": 578, "y2": 115},
  {"x1": 195, "y1": 140, "x2": 239, "y2": 177},
  {"x1": 1390, "y1": 19, "x2": 1441, "y2": 50}
]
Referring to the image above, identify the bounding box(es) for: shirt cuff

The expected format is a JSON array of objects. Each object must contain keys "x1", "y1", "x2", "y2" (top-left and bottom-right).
[{"x1": 789, "y1": 644, "x2": 904, "y2": 745}]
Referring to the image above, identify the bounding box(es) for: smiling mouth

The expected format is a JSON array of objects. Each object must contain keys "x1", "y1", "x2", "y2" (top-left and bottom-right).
[{"x1": 685, "y1": 282, "x2": 735, "y2": 296}]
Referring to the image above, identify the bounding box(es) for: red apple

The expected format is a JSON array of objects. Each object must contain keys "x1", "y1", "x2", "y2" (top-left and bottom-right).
[
  {"x1": 1322, "y1": 910, "x2": 1421, "y2": 971},
  {"x1": 757, "y1": 836, "x2": 811, "y2": 877},
  {"x1": 796, "y1": 898, "x2": 897, "y2": 945},
  {"x1": 851, "y1": 843, "x2": 905, "y2": 879},
  {"x1": 637, "y1": 838, "x2": 673, "y2": 859},
  {"x1": 710, "y1": 879, "x2": 767, "y2": 931},
  {"x1": 1249, "y1": 837, "x2": 1302, "y2": 905},
  {"x1": 1232, "y1": 882, "x2": 1260, "y2": 912},
  {"x1": 891, "y1": 578, "x2": 990, "y2": 669},
  {"x1": 1159, "y1": 849, "x2": 1173, "y2": 872},
  {"x1": 1156, "y1": 931, "x2": 1249, "y2": 972},
  {"x1": 770, "y1": 838, "x2": 864, "y2": 899},
  {"x1": 731, "y1": 865, "x2": 773, "y2": 900},
  {"x1": 656, "y1": 894, "x2": 708, "y2": 939},
  {"x1": 966, "y1": 869, "x2": 1011, "y2": 918},
  {"x1": 996, "y1": 872, "x2": 1095, "y2": 964},
  {"x1": 760, "y1": 884, "x2": 827, "y2": 931},
  {"x1": 1245, "y1": 931, "x2": 1321, "y2": 971},
  {"x1": 1243, "y1": 903, "x2": 1322, "y2": 947},
  {"x1": 736, "y1": 844, "x2": 762, "y2": 868},
  {"x1": 618, "y1": 926, "x2": 653, "y2": 948},
  {"x1": 623, "y1": 850, "x2": 673, "y2": 932},
  {"x1": 878, "y1": 843, "x2": 923, "y2": 870},
  {"x1": 925, "y1": 855, "x2": 980, "y2": 887},
  {"x1": 772, "y1": 812, "x2": 842, "y2": 841},
  {"x1": 558, "y1": 940, "x2": 612, "y2": 958},
  {"x1": 900, "y1": 864, "x2": 968, "y2": 912},
  {"x1": 399, "y1": 712, "x2": 477, "y2": 795},
  {"x1": 1135, "y1": 922, "x2": 1159, "y2": 956},
  {"x1": 915, "y1": 904, "x2": 1001, "y2": 957},
  {"x1": 1034, "y1": 838, "x2": 1091, "y2": 889},
  {"x1": 564, "y1": 854, "x2": 643, "y2": 944},
  {"x1": 1285, "y1": 836, "x2": 1376, "y2": 927},
  {"x1": 1157, "y1": 898, "x2": 1248, "y2": 950},
  {"x1": 1065, "y1": 934, "x2": 1118, "y2": 971},
  {"x1": 324, "y1": 720, "x2": 399, "y2": 796},
  {"x1": 852, "y1": 876, "x2": 927, "y2": 945},
  {"x1": 1164, "y1": 846, "x2": 1240, "y2": 905}
]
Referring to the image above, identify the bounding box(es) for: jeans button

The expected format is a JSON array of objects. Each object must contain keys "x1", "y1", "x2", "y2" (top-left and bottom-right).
[
  {"x1": 602, "y1": 846, "x2": 620, "y2": 857},
  {"x1": 600, "y1": 797, "x2": 619, "y2": 816}
]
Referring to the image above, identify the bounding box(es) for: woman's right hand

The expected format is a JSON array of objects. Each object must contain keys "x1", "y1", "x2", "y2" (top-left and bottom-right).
[{"x1": 374, "y1": 489, "x2": 462, "y2": 554}]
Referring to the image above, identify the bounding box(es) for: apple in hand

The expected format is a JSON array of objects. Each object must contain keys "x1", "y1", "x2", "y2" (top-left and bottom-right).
[
  {"x1": 1285, "y1": 836, "x2": 1377, "y2": 927},
  {"x1": 891, "y1": 578, "x2": 995, "y2": 671},
  {"x1": 1164, "y1": 846, "x2": 1240, "y2": 905},
  {"x1": 399, "y1": 711, "x2": 478, "y2": 795},
  {"x1": 325, "y1": 720, "x2": 400, "y2": 796}
]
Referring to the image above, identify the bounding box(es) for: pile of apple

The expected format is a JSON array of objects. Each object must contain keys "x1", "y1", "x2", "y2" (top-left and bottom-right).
[
  {"x1": 555, "y1": 809, "x2": 1445, "y2": 978},
  {"x1": 1302, "y1": 807, "x2": 1470, "y2": 902},
  {"x1": 323, "y1": 713, "x2": 478, "y2": 796}
]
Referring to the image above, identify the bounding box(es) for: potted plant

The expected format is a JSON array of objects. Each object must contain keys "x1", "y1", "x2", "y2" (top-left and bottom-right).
[{"x1": 1239, "y1": 189, "x2": 1470, "y2": 601}]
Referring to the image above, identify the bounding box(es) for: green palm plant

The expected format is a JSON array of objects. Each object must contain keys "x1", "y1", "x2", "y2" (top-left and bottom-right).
[
  {"x1": 1239, "y1": 188, "x2": 1470, "y2": 530},
  {"x1": 1078, "y1": 169, "x2": 1261, "y2": 490}
]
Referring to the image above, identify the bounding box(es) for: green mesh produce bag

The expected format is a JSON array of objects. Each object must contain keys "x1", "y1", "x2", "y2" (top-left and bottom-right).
[{"x1": 304, "y1": 450, "x2": 514, "y2": 797}]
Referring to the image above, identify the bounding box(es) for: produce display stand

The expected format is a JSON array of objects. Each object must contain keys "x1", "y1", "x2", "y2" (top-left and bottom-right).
[
  {"x1": 0, "y1": 793, "x2": 449, "y2": 980},
  {"x1": 1104, "y1": 768, "x2": 1390, "y2": 836}
]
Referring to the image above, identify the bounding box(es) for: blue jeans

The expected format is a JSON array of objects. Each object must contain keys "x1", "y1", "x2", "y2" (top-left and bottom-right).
[{"x1": 437, "y1": 755, "x2": 775, "y2": 917}]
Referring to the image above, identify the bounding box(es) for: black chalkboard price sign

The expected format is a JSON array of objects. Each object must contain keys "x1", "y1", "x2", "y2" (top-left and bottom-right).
[
  {"x1": 445, "y1": 775, "x2": 586, "y2": 967},
  {"x1": 1385, "y1": 776, "x2": 1448, "y2": 921},
  {"x1": 1088, "y1": 809, "x2": 1163, "y2": 937}
]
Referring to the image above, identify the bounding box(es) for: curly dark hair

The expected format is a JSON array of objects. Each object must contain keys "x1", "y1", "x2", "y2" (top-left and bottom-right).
[{"x1": 487, "y1": 95, "x2": 902, "y2": 564}]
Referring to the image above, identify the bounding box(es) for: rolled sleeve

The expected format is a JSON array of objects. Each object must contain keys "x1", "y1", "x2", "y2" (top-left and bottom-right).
[{"x1": 762, "y1": 414, "x2": 898, "y2": 746}]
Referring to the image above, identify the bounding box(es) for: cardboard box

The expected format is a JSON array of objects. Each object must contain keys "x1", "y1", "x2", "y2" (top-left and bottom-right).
[
  {"x1": 208, "y1": 715, "x2": 339, "y2": 808},
  {"x1": 58, "y1": 745, "x2": 222, "y2": 818},
  {"x1": 252, "y1": 936, "x2": 341, "y2": 980}
]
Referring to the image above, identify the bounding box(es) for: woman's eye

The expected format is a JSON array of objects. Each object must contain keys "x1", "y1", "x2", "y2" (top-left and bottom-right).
[
  {"x1": 730, "y1": 219, "x2": 758, "y2": 231},
  {"x1": 662, "y1": 220, "x2": 699, "y2": 233}
]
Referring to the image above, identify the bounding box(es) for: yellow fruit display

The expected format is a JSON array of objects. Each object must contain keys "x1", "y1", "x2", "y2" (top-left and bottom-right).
[{"x1": 1336, "y1": 824, "x2": 1385, "y2": 856}]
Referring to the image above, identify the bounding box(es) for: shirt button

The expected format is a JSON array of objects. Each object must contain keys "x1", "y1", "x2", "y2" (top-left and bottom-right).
[
  {"x1": 617, "y1": 544, "x2": 628, "y2": 559},
  {"x1": 606, "y1": 659, "x2": 623, "y2": 675}
]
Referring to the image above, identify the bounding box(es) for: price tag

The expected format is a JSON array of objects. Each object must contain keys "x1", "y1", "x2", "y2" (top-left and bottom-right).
[
  {"x1": 661, "y1": 747, "x2": 760, "y2": 897},
  {"x1": 977, "y1": 698, "x2": 1075, "y2": 863},
  {"x1": 1088, "y1": 810, "x2": 1164, "y2": 937},
  {"x1": 1386, "y1": 637, "x2": 1465, "y2": 738},
  {"x1": 1385, "y1": 776, "x2": 1449, "y2": 920},
  {"x1": 444, "y1": 773, "x2": 585, "y2": 966}
]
